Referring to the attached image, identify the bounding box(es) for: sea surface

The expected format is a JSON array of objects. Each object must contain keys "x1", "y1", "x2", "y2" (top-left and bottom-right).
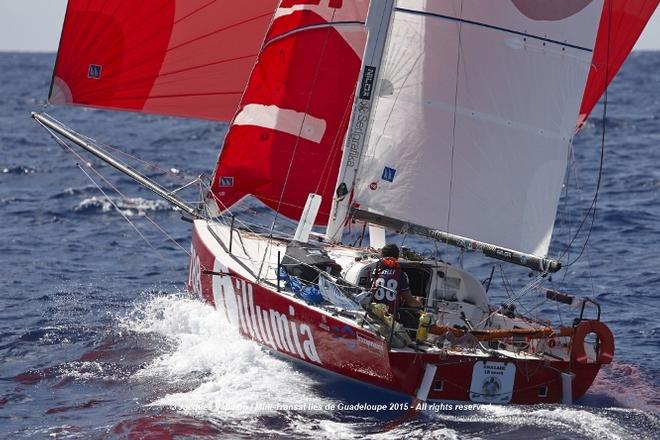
[{"x1": 0, "y1": 52, "x2": 658, "y2": 439}]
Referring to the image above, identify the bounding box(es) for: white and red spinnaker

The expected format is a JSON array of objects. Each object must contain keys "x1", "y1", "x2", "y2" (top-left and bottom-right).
[{"x1": 209, "y1": 1, "x2": 369, "y2": 224}]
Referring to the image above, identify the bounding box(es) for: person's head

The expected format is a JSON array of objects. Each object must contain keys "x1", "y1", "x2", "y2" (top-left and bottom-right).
[{"x1": 381, "y1": 243, "x2": 400, "y2": 259}]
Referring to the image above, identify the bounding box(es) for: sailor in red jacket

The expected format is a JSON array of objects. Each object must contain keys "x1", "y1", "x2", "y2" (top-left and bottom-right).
[{"x1": 371, "y1": 244, "x2": 422, "y2": 330}]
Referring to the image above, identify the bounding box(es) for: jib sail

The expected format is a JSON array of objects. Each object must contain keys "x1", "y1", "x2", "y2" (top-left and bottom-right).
[{"x1": 208, "y1": 1, "x2": 369, "y2": 224}]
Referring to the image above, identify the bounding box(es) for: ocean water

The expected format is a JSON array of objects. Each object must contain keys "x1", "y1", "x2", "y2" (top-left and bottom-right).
[{"x1": 0, "y1": 51, "x2": 658, "y2": 439}]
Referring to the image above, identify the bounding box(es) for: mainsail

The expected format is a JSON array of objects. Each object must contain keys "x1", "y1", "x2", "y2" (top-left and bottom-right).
[
  {"x1": 208, "y1": 1, "x2": 369, "y2": 224},
  {"x1": 350, "y1": 0, "x2": 606, "y2": 257},
  {"x1": 579, "y1": 0, "x2": 660, "y2": 126},
  {"x1": 49, "y1": 0, "x2": 278, "y2": 121}
]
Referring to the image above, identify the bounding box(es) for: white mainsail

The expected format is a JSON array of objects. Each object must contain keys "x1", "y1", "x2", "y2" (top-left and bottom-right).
[{"x1": 351, "y1": 0, "x2": 604, "y2": 257}]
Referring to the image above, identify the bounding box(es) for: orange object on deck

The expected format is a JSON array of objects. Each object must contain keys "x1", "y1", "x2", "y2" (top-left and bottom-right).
[
  {"x1": 571, "y1": 320, "x2": 615, "y2": 364},
  {"x1": 429, "y1": 325, "x2": 555, "y2": 341}
]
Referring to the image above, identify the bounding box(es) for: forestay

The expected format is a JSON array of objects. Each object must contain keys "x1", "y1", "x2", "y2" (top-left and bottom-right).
[{"x1": 354, "y1": 0, "x2": 604, "y2": 257}]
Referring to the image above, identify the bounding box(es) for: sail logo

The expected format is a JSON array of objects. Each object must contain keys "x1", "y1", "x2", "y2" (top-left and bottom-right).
[
  {"x1": 219, "y1": 176, "x2": 234, "y2": 187},
  {"x1": 359, "y1": 66, "x2": 376, "y2": 100},
  {"x1": 381, "y1": 167, "x2": 396, "y2": 182},
  {"x1": 346, "y1": 111, "x2": 369, "y2": 167},
  {"x1": 87, "y1": 64, "x2": 102, "y2": 79},
  {"x1": 212, "y1": 269, "x2": 322, "y2": 365}
]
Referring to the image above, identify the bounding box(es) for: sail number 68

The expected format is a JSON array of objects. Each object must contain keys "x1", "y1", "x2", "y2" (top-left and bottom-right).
[{"x1": 374, "y1": 277, "x2": 397, "y2": 301}]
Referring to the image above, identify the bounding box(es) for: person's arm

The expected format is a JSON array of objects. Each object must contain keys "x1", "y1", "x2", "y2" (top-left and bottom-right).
[
  {"x1": 401, "y1": 289, "x2": 422, "y2": 308},
  {"x1": 398, "y1": 272, "x2": 422, "y2": 308}
]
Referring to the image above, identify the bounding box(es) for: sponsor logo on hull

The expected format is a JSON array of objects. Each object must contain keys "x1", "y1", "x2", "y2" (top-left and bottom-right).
[
  {"x1": 208, "y1": 261, "x2": 322, "y2": 365},
  {"x1": 356, "y1": 333, "x2": 385, "y2": 357},
  {"x1": 189, "y1": 245, "x2": 203, "y2": 300}
]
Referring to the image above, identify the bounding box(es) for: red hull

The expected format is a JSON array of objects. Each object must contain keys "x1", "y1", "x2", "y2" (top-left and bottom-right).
[{"x1": 189, "y1": 221, "x2": 601, "y2": 404}]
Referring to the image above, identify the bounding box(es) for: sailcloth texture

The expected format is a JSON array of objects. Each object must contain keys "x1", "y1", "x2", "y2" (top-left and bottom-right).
[
  {"x1": 354, "y1": 0, "x2": 605, "y2": 256},
  {"x1": 209, "y1": 0, "x2": 369, "y2": 224},
  {"x1": 49, "y1": 0, "x2": 278, "y2": 121},
  {"x1": 579, "y1": 0, "x2": 660, "y2": 125}
]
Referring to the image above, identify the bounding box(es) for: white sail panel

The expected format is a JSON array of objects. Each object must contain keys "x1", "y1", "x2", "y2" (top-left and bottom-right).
[{"x1": 354, "y1": 0, "x2": 604, "y2": 256}]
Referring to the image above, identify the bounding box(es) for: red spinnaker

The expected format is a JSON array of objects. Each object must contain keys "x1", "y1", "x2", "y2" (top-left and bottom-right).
[
  {"x1": 50, "y1": 0, "x2": 278, "y2": 121},
  {"x1": 209, "y1": 1, "x2": 369, "y2": 224},
  {"x1": 578, "y1": 0, "x2": 658, "y2": 126}
]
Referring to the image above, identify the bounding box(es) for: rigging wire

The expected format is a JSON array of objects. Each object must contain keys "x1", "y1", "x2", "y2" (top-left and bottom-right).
[
  {"x1": 557, "y1": 0, "x2": 612, "y2": 268},
  {"x1": 313, "y1": 88, "x2": 355, "y2": 199},
  {"x1": 474, "y1": 272, "x2": 547, "y2": 328},
  {"x1": 201, "y1": 178, "x2": 281, "y2": 239},
  {"x1": 562, "y1": 144, "x2": 598, "y2": 296},
  {"x1": 443, "y1": 0, "x2": 464, "y2": 274},
  {"x1": 38, "y1": 122, "x2": 192, "y2": 258},
  {"x1": 77, "y1": 161, "x2": 157, "y2": 249},
  {"x1": 42, "y1": 125, "x2": 156, "y2": 249},
  {"x1": 98, "y1": 141, "x2": 193, "y2": 183},
  {"x1": 557, "y1": 110, "x2": 605, "y2": 268}
]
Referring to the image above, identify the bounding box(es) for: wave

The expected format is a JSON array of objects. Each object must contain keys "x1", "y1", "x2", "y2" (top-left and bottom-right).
[
  {"x1": 74, "y1": 196, "x2": 172, "y2": 216},
  {"x1": 587, "y1": 362, "x2": 659, "y2": 413},
  {"x1": 1, "y1": 165, "x2": 37, "y2": 174},
  {"x1": 119, "y1": 295, "x2": 332, "y2": 419},
  {"x1": 49, "y1": 185, "x2": 98, "y2": 199},
  {"x1": 422, "y1": 403, "x2": 651, "y2": 440}
]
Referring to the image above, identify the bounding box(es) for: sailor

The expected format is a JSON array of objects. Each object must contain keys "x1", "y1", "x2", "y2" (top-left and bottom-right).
[{"x1": 370, "y1": 244, "x2": 422, "y2": 330}]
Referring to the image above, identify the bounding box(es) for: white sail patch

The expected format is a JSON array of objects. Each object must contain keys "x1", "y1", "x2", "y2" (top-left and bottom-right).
[
  {"x1": 272, "y1": 1, "x2": 369, "y2": 57},
  {"x1": 233, "y1": 104, "x2": 327, "y2": 143},
  {"x1": 49, "y1": 76, "x2": 73, "y2": 104}
]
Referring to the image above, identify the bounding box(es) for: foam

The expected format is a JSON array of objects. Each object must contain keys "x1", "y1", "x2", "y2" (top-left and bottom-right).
[
  {"x1": 116, "y1": 295, "x2": 656, "y2": 439},
  {"x1": 75, "y1": 196, "x2": 171, "y2": 216},
  {"x1": 427, "y1": 404, "x2": 633, "y2": 440},
  {"x1": 589, "y1": 362, "x2": 660, "y2": 412},
  {"x1": 119, "y1": 295, "x2": 332, "y2": 419}
]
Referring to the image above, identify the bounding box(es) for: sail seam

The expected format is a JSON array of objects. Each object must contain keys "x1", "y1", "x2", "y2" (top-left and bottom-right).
[{"x1": 395, "y1": 7, "x2": 593, "y2": 53}]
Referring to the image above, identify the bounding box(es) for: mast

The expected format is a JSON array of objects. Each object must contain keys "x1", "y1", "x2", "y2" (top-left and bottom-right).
[{"x1": 325, "y1": 0, "x2": 395, "y2": 242}]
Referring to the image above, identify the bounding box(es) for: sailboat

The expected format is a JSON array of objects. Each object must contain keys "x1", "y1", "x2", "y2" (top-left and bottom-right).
[{"x1": 34, "y1": 0, "x2": 658, "y2": 405}]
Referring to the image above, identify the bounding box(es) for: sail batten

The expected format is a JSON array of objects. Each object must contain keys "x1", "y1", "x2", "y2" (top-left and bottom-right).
[{"x1": 394, "y1": 7, "x2": 595, "y2": 52}]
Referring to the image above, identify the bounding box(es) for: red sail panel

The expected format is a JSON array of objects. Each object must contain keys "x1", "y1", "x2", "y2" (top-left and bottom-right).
[
  {"x1": 49, "y1": 0, "x2": 278, "y2": 121},
  {"x1": 578, "y1": 0, "x2": 659, "y2": 126},
  {"x1": 209, "y1": 1, "x2": 368, "y2": 224}
]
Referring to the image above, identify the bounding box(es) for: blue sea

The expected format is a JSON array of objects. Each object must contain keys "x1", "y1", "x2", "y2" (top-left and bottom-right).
[{"x1": 1, "y1": 52, "x2": 658, "y2": 439}]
